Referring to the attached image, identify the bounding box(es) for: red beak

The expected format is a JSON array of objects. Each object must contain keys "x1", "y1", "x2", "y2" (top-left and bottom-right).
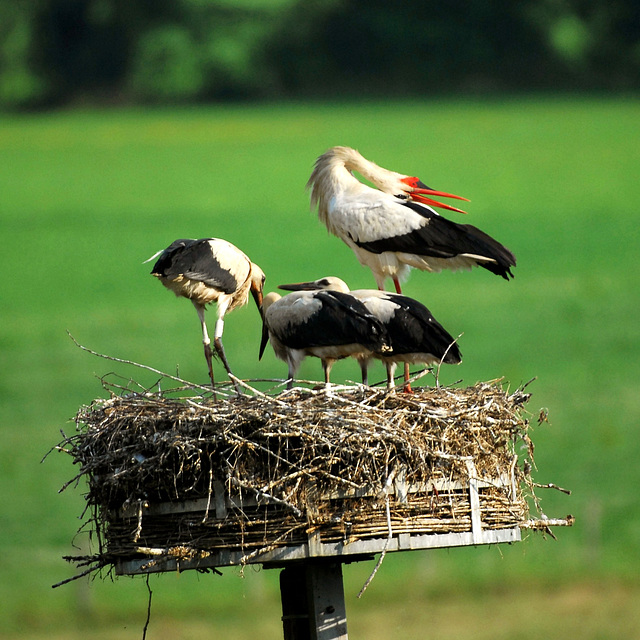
[{"x1": 401, "y1": 177, "x2": 469, "y2": 214}]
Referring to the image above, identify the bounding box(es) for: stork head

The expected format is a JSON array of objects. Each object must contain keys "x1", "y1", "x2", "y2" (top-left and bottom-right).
[
  {"x1": 308, "y1": 146, "x2": 470, "y2": 216},
  {"x1": 249, "y1": 263, "x2": 266, "y2": 311},
  {"x1": 396, "y1": 176, "x2": 469, "y2": 214},
  {"x1": 261, "y1": 291, "x2": 281, "y2": 313},
  {"x1": 259, "y1": 291, "x2": 281, "y2": 360},
  {"x1": 279, "y1": 276, "x2": 350, "y2": 293}
]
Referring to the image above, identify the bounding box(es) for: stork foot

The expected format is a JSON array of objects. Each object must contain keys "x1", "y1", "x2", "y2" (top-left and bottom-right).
[{"x1": 214, "y1": 337, "x2": 242, "y2": 395}]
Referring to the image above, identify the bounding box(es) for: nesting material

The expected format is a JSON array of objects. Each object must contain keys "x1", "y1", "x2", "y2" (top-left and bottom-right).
[{"x1": 57, "y1": 380, "x2": 570, "y2": 578}]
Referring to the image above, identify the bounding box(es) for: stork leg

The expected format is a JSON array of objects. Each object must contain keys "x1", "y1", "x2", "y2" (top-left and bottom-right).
[
  {"x1": 213, "y1": 337, "x2": 241, "y2": 394},
  {"x1": 286, "y1": 366, "x2": 295, "y2": 390},
  {"x1": 359, "y1": 357, "x2": 369, "y2": 386},
  {"x1": 402, "y1": 363, "x2": 413, "y2": 394},
  {"x1": 285, "y1": 354, "x2": 300, "y2": 390},
  {"x1": 194, "y1": 305, "x2": 217, "y2": 397},
  {"x1": 203, "y1": 343, "x2": 217, "y2": 395},
  {"x1": 213, "y1": 317, "x2": 241, "y2": 395},
  {"x1": 322, "y1": 359, "x2": 334, "y2": 391},
  {"x1": 386, "y1": 362, "x2": 396, "y2": 393},
  {"x1": 390, "y1": 278, "x2": 413, "y2": 392}
]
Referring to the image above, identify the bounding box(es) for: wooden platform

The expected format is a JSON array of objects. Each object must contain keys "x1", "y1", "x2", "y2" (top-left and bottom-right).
[{"x1": 114, "y1": 466, "x2": 522, "y2": 576}]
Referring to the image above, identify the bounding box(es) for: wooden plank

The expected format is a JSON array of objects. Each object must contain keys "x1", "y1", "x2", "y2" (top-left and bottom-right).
[{"x1": 115, "y1": 527, "x2": 521, "y2": 575}]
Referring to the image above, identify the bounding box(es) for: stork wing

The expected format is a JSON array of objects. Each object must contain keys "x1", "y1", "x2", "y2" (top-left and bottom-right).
[
  {"x1": 273, "y1": 291, "x2": 389, "y2": 352},
  {"x1": 380, "y1": 294, "x2": 462, "y2": 363},
  {"x1": 354, "y1": 201, "x2": 516, "y2": 279},
  {"x1": 151, "y1": 238, "x2": 240, "y2": 293}
]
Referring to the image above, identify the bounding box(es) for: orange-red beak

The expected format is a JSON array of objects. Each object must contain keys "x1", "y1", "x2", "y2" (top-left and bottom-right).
[{"x1": 400, "y1": 177, "x2": 469, "y2": 214}]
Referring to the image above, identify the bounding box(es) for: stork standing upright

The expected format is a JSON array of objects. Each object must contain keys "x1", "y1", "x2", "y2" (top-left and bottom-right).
[
  {"x1": 259, "y1": 288, "x2": 390, "y2": 389},
  {"x1": 307, "y1": 146, "x2": 516, "y2": 294},
  {"x1": 279, "y1": 277, "x2": 461, "y2": 391},
  {"x1": 147, "y1": 238, "x2": 265, "y2": 393}
]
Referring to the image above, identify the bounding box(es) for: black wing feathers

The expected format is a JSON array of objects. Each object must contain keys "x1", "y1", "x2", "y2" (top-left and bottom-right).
[
  {"x1": 355, "y1": 201, "x2": 516, "y2": 280},
  {"x1": 384, "y1": 295, "x2": 461, "y2": 364},
  {"x1": 151, "y1": 238, "x2": 239, "y2": 293},
  {"x1": 282, "y1": 291, "x2": 389, "y2": 352}
]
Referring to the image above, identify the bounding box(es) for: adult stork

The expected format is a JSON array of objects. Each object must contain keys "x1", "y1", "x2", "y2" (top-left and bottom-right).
[
  {"x1": 147, "y1": 238, "x2": 265, "y2": 393},
  {"x1": 307, "y1": 146, "x2": 516, "y2": 293},
  {"x1": 259, "y1": 288, "x2": 390, "y2": 389},
  {"x1": 280, "y1": 277, "x2": 461, "y2": 391}
]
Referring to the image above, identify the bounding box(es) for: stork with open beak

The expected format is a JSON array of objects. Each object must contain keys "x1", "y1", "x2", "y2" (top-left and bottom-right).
[
  {"x1": 307, "y1": 146, "x2": 516, "y2": 293},
  {"x1": 259, "y1": 287, "x2": 390, "y2": 389},
  {"x1": 147, "y1": 238, "x2": 265, "y2": 394},
  {"x1": 279, "y1": 277, "x2": 461, "y2": 391}
]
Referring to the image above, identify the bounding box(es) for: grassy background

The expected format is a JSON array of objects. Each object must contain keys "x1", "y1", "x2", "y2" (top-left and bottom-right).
[{"x1": 1, "y1": 96, "x2": 639, "y2": 638}]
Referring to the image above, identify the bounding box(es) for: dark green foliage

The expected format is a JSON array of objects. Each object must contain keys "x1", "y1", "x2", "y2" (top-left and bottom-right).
[{"x1": 1, "y1": 0, "x2": 639, "y2": 108}]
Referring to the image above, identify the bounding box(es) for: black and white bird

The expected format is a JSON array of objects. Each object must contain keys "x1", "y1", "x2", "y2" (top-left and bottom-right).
[
  {"x1": 307, "y1": 146, "x2": 516, "y2": 293},
  {"x1": 259, "y1": 287, "x2": 390, "y2": 389},
  {"x1": 279, "y1": 277, "x2": 461, "y2": 391},
  {"x1": 147, "y1": 238, "x2": 265, "y2": 392}
]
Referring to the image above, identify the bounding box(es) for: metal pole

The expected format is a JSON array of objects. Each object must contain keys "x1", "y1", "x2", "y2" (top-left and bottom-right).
[{"x1": 280, "y1": 561, "x2": 348, "y2": 640}]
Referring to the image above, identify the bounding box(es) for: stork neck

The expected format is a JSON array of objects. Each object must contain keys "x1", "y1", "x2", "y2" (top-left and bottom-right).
[
  {"x1": 345, "y1": 153, "x2": 382, "y2": 184},
  {"x1": 343, "y1": 150, "x2": 401, "y2": 195}
]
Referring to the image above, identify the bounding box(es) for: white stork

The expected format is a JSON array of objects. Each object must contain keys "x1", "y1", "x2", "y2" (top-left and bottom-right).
[
  {"x1": 259, "y1": 288, "x2": 390, "y2": 389},
  {"x1": 307, "y1": 146, "x2": 516, "y2": 293},
  {"x1": 279, "y1": 277, "x2": 461, "y2": 391},
  {"x1": 147, "y1": 238, "x2": 265, "y2": 392}
]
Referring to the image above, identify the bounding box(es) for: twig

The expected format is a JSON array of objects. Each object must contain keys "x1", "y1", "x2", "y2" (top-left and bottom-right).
[
  {"x1": 521, "y1": 515, "x2": 575, "y2": 529},
  {"x1": 52, "y1": 561, "x2": 105, "y2": 588},
  {"x1": 532, "y1": 482, "x2": 572, "y2": 495},
  {"x1": 142, "y1": 574, "x2": 153, "y2": 640},
  {"x1": 358, "y1": 494, "x2": 392, "y2": 598},
  {"x1": 435, "y1": 333, "x2": 463, "y2": 387},
  {"x1": 133, "y1": 500, "x2": 148, "y2": 543},
  {"x1": 228, "y1": 477, "x2": 303, "y2": 517},
  {"x1": 67, "y1": 332, "x2": 216, "y2": 395}
]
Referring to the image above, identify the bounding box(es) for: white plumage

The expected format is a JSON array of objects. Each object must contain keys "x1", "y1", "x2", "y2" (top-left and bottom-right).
[{"x1": 307, "y1": 146, "x2": 516, "y2": 292}]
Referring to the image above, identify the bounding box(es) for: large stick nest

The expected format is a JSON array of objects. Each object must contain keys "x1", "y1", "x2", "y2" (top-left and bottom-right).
[{"x1": 55, "y1": 378, "x2": 570, "y2": 581}]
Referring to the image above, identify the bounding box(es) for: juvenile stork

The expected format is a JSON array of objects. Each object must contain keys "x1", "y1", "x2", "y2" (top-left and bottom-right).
[
  {"x1": 280, "y1": 277, "x2": 461, "y2": 391},
  {"x1": 147, "y1": 238, "x2": 265, "y2": 392},
  {"x1": 307, "y1": 146, "x2": 516, "y2": 293},
  {"x1": 259, "y1": 288, "x2": 390, "y2": 389}
]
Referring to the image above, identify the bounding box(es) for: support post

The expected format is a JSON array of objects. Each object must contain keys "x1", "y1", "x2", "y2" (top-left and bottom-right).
[{"x1": 280, "y1": 562, "x2": 348, "y2": 640}]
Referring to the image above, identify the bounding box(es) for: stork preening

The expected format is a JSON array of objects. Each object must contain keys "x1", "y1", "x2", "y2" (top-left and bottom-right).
[
  {"x1": 307, "y1": 146, "x2": 516, "y2": 293},
  {"x1": 280, "y1": 277, "x2": 461, "y2": 391},
  {"x1": 259, "y1": 287, "x2": 391, "y2": 389},
  {"x1": 147, "y1": 238, "x2": 265, "y2": 393}
]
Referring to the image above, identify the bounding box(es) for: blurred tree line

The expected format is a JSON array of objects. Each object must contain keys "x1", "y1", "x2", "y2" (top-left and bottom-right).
[{"x1": 1, "y1": 0, "x2": 639, "y2": 109}]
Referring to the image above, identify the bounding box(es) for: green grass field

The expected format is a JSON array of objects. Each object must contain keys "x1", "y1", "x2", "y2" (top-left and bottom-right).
[{"x1": 1, "y1": 96, "x2": 639, "y2": 638}]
